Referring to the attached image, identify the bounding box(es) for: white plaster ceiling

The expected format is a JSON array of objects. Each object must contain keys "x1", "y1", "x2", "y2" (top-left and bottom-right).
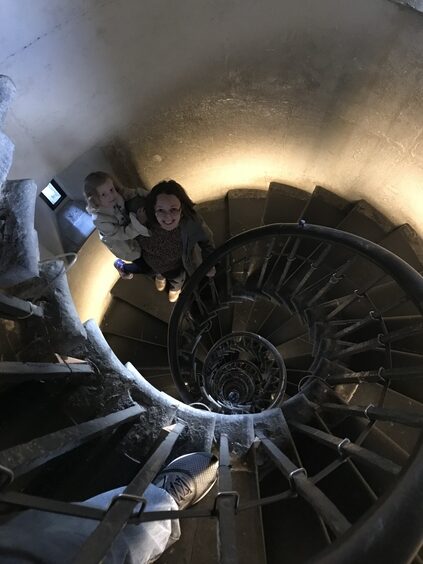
[{"x1": 2, "y1": 0, "x2": 423, "y2": 236}]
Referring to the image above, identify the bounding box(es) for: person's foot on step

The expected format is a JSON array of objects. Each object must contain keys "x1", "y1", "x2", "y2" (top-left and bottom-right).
[
  {"x1": 153, "y1": 452, "x2": 218, "y2": 510},
  {"x1": 168, "y1": 288, "x2": 181, "y2": 303},
  {"x1": 113, "y1": 259, "x2": 133, "y2": 280},
  {"x1": 155, "y1": 274, "x2": 166, "y2": 292}
]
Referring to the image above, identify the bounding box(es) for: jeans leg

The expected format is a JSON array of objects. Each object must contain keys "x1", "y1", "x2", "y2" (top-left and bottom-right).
[
  {"x1": 0, "y1": 485, "x2": 180, "y2": 564},
  {"x1": 124, "y1": 257, "x2": 154, "y2": 275},
  {"x1": 163, "y1": 267, "x2": 186, "y2": 290},
  {"x1": 84, "y1": 484, "x2": 180, "y2": 564}
]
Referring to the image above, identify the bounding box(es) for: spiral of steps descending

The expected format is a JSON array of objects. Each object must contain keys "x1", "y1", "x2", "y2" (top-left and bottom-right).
[{"x1": 1, "y1": 74, "x2": 423, "y2": 563}]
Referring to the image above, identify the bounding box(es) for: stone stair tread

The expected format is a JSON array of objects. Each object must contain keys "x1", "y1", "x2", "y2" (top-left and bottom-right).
[
  {"x1": 111, "y1": 276, "x2": 173, "y2": 324},
  {"x1": 300, "y1": 185, "x2": 352, "y2": 228},
  {"x1": 157, "y1": 484, "x2": 219, "y2": 564},
  {"x1": 379, "y1": 224, "x2": 423, "y2": 272},
  {"x1": 254, "y1": 302, "x2": 293, "y2": 338},
  {"x1": 263, "y1": 182, "x2": 310, "y2": 224},
  {"x1": 346, "y1": 424, "x2": 409, "y2": 495},
  {"x1": 230, "y1": 465, "x2": 267, "y2": 563},
  {"x1": 348, "y1": 383, "x2": 423, "y2": 454},
  {"x1": 228, "y1": 188, "x2": 267, "y2": 237},
  {"x1": 336, "y1": 199, "x2": 394, "y2": 241},
  {"x1": 299, "y1": 223, "x2": 423, "y2": 305},
  {"x1": 231, "y1": 300, "x2": 255, "y2": 332},
  {"x1": 101, "y1": 297, "x2": 168, "y2": 346},
  {"x1": 265, "y1": 313, "x2": 306, "y2": 347},
  {"x1": 366, "y1": 280, "x2": 420, "y2": 317},
  {"x1": 135, "y1": 369, "x2": 172, "y2": 391},
  {"x1": 277, "y1": 336, "x2": 312, "y2": 360},
  {"x1": 197, "y1": 197, "x2": 228, "y2": 248},
  {"x1": 243, "y1": 299, "x2": 276, "y2": 334},
  {"x1": 104, "y1": 333, "x2": 169, "y2": 368}
]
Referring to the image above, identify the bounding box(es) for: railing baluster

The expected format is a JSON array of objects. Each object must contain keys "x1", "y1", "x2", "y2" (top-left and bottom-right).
[
  {"x1": 0, "y1": 405, "x2": 144, "y2": 478},
  {"x1": 311, "y1": 409, "x2": 379, "y2": 502},
  {"x1": 216, "y1": 434, "x2": 239, "y2": 564},
  {"x1": 333, "y1": 311, "x2": 381, "y2": 339},
  {"x1": 290, "y1": 422, "x2": 401, "y2": 475},
  {"x1": 319, "y1": 402, "x2": 423, "y2": 428},
  {"x1": 331, "y1": 321, "x2": 423, "y2": 361},
  {"x1": 0, "y1": 292, "x2": 43, "y2": 319},
  {"x1": 256, "y1": 432, "x2": 351, "y2": 537},
  {"x1": 291, "y1": 245, "x2": 333, "y2": 298},
  {"x1": 276, "y1": 237, "x2": 301, "y2": 291},
  {"x1": 326, "y1": 366, "x2": 423, "y2": 385},
  {"x1": 256, "y1": 237, "x2": 276, "y2": 289},
  {"x1": 305, "y1": 260, "x2": 353, "y2": 308}
]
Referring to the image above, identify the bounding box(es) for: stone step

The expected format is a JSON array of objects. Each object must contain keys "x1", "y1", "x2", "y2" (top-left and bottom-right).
[
  {"x1": 101, "y1": 297, "x2": 167, "y2": 346},
  {"x1": 197, "y1": 197, "x2": 228, "y2": 248},
  {"x1": 347, "y1": 382, "x2": 423, "y2": 455},
  {"x1": 300, "y1": 185, "x2": 352, "y2": 228},
  {"x1": 111, "y1": 275, "x2": 174, "y2": 324},
  {"x1": 336, "y1": 199, "x2": 394, "y2": 242},
  {"x1": 262, "y1": 182, "x2": 309, "y2": 225},
  {"x1": 227, "y1": 189, "x2": 267, "y2": 237},
  {"x1": 103, "y1": 332, "x2": 169, "y2": 369}
]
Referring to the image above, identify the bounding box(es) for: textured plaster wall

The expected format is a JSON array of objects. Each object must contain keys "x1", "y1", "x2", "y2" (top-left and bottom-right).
[
  {"x1": 1, "y1": 0, "x2": 423, "y2": 318},
  {"x1": 2, "y1": 0, "x2": 423, "y2": 239}
]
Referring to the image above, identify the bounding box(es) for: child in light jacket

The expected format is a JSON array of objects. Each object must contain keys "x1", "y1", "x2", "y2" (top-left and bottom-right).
[{"x1": 84, "y1": 171, "x2": 150, "y2": 279}]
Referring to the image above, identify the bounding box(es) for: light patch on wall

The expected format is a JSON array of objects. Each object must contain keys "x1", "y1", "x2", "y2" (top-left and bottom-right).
[
  {"x1": 67, "y1": 232, "x2": 118, "y2": 325},
  {"x1": 360, "y1": 163, "x2": 423, "y2": 237},
  {"x1": 391, "y1": 170, "x2": 423, "y2": 226},
  {"x1": 149, "y1": 144, "x2": 310, "y2": 202}
]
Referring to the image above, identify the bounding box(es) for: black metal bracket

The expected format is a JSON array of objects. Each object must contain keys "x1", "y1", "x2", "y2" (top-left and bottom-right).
[
  {"x1": 0, "y1": 464, "x2": 14, "y2": 490},
  {"x1": 213, "y1": 491, "x2": 240, "y2": 514}
]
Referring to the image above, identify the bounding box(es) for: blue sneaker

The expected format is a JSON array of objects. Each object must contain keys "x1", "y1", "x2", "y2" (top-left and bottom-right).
[
  {"x1": 153, "y1": 452, "x2": 218, "y2": 509},
  {"x1": 114, "y1": 259, "x2": 134, "y2": 280}
]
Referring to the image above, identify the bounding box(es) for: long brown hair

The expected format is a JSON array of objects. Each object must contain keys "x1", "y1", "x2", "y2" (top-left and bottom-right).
[{"x1": 145, "y1": 180, "x2": 196, "y2": 225}]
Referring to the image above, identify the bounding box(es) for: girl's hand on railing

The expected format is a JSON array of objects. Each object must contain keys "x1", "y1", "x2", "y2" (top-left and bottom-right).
[{"x1": 206, "y1": 266, "x2": 216, "y2": 278}]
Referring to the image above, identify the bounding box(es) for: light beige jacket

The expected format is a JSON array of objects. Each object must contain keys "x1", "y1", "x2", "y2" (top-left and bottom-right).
[{"x1": 87, "y1": 188, "x2": 150, "y2": 261}]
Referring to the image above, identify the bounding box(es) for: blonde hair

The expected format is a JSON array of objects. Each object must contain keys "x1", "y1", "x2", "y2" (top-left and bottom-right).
[{"x1": 84, "y1": 171, "x2": 125, "y2": 209}]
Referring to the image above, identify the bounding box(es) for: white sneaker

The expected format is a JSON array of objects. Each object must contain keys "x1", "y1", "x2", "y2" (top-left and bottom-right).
[
  {"x1": 153, "y1": 452, "x2": 218, "y2": 509},
  {"x1": 155, "y1": 275, "x2": 166, "y2": 292},
  {"x1": 168, "y1": 288, "x2": 182, "y2": 302}
]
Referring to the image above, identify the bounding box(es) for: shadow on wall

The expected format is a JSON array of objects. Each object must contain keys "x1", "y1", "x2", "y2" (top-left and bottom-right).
[
  {"x1": 37, "y1": 143, "x2": 144, "y2": 258},
  {"x1": 55, "y1": 200, "x2": 95, "y2": 254}
]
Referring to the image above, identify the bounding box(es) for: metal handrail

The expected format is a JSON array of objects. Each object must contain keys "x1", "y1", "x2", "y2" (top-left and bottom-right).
[{"x1": 168, "y1": 222, "x2": 423, "y2": 563}]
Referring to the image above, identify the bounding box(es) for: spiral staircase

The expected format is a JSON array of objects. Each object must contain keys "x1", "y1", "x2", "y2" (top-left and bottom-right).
[{"x1": 1, "y1": 74, "x2": 423, "y2": 563}]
